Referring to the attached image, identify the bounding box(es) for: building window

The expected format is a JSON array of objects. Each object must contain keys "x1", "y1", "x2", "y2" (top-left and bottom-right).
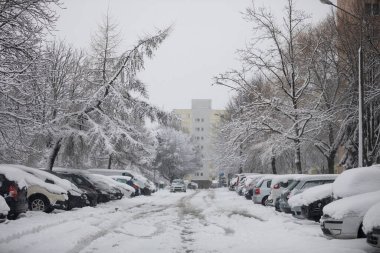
[
  {"x1": 200, "y1": 173, "x2": 203, "y2": 176},
  {"x1": 201, "y1": 137, "x2": 204, "y2": 140},
  {"x1": 196, "y1": 127, "x2": 200, "y2": 131},
  {"x1": 201, "y1": 128, "x2": 204, "y2": 131},
  {"x1": 201, "y1": 118, "x2": 204, "y2": 122},
  {"x1": 374, "y1": 4, "x2": 380, "y2": 16},
  {"x1": 201, "y1": 145, "x2": 204, "y2": 149}
]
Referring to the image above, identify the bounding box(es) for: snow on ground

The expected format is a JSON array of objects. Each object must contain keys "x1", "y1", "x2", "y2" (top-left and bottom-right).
[{"x1": 0, "y1": 188, "x2": 376, "y2": 253}]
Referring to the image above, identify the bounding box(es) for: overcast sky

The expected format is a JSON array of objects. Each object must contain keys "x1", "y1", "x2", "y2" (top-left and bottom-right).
[{"x1": 54, "y1": 0, "x2": 336, "y2": 111}]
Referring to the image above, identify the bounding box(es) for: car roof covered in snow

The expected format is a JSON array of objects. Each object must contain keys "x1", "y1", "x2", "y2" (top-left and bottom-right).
[
  {"x1": 14, "y1": 165, "x2": 82, "y2": 195},
  {"x1": 323, "y1": 190, "x2": 380, "y2": 219},
  {"x1": 333, "y1": 165, "x2": 380, "y2": 199},
  {"x1": 363, "y1": 202, "x2": 380, "y2": 234},
  {"x1": 271, "y1": 174, "x2": 305, "y2": 186},
  {"x1": 0, "y1": 164, "x2": 67, "y2": 195},
  {"x1": 288, "y1": 183, "x2": 333, "y2": 208}
]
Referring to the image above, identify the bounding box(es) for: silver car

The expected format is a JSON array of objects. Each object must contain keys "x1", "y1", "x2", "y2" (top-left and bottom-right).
[{"x1": 170, "y1": 179, "x2": 186, "y2": 192}]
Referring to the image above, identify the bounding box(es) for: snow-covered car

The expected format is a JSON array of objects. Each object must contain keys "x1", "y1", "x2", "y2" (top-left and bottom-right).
[
  {"x1": 0, "y1": 165, "x2": 68, "y2": 213},
  {"x1": 229, "y1": 176, "x2": 239, "y2": 191},
  {"x1": 133, "y1": 175, "x2": 153, "y2": 195},
  {"x1": 110, "y1": 175, "x2": 140, "y2": 197},
  {"x1": 243, "y1": 175, "x2": 264, "y2": 200},
  {"x1": 363, "y1": 202, "x2": 380, "y2": 248},
  {"x1": 187, "y1": 182, "x2": 198, "y2": 190},
  {"x1": 93, "y1": 174, "x2": 133, "y2": 198},
  {"x1": 0, "y1": 172, "x2": 28, "y2": 219},
  {"x1": 253, "y1": 175, "x2": 278, "y2": 205},
  {"x1": 288, "y1": 183, "x2": 333, "y2": 221},
  {"x1": 332, "y1": 165, "x2": 380, "y2": 200},
  {"x1": 52, "y1": 172, "x2": 99, "y2": 207},
  {"x1": 320, "y1": 190, "x2": 380, "y2": 239},
  {"x1": 170, "y1": 179, "x2": 186, "y2": 192},
  {"x1": 278, "y1": 174, "x2": 336, "y2": 213},
  {"x1": 16, "y1": 165, "x2": 88, "y2": 209},
  {"x1": 267, "y1": 174, "x2": 301, "y2": 207},
  {"x1": 86, "y1": 174, "x2": 124, "y2": 200},
  {"x1": 0, "y1": 195, "x2": 10, "y2": 223}
]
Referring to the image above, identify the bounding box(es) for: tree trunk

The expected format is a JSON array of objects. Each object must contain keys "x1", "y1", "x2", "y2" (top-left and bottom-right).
[
  {"x1": 271, "y1": 155, "x2": 277, "y2": 174},
  {"x1": 107, "y1": 154, "x2": 112, "y2": 169},
  {"x1": 295, "y1": 141, "x2": 302, "y2": 174},
  {"x1": 327, "y1": 154, "x2": 335, "y2": 174},
  {"x1": 47, "y1": 138, "x2": 62, "y2": 171}
]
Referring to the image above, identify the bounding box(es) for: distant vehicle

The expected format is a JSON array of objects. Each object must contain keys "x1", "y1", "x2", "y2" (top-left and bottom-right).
[
  {"x1": 363, "y1": 202, "x2": 380, "y2": 248},
  {"x1": 170, "y1": 179, "x2": 186, "y2": 192},
  {"x1": 243, "y1": 175, "x2": 264, "y2": 200},
  {"x1": 0, "y1": 165, "x2": 68, "y2": 213},
  {"x1": 187, "y1": 182, "x2": 198, "y2": 190},
  {"x1": 0, "y1": 173, "x2": 27, "y2": 219},
  {"x1": 253, "y1": 175, "x2": 278, "y2": 205}
]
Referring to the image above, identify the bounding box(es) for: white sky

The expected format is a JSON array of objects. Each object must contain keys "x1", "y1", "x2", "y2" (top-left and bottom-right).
[{"x1": 54, "y1": 0, "x2": 336, "y2": 111}]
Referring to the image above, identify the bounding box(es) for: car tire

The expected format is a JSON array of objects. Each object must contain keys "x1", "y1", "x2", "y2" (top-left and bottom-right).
[
  {"x1": 261, "y1": 196, "x2": 268, "y2": 206},
  {"x1": 29, "y1": 195, "x2": 52, "y2": 213},
  {"x1": 7, "y1": 212, "x2": 19, "y2": 220}
]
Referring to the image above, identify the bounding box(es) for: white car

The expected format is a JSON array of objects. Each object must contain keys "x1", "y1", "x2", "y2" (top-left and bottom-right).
[
  {"x1": 0, "y1": 165, "x2": 68, "y2": 212},
  {"x1": 267, "y1": 174, "x2": 302, "y2": 207},
  {"x1": 321, "y1": 190, "x2": 380, "y2": 239},
  {"x1": 253, "y1": 175, "x2": 278, "y2": 205},
  {"x1": 170, "y1": 179, "x2": 186, "y2": 192},
  {"x1": 363, "y1": 202, "x2": 380, "y2": 248}
]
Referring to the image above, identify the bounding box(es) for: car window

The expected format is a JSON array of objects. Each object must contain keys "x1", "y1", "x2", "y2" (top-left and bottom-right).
[
  {"x1": 266, "y1": 180, "x2": 272, "y2": 188},
  {"x1": 301, "y1": 181, "x2": 321, "y2": 190},
  {"x1": 287, "y1": 180, "x2": 300, "y2": 191}
]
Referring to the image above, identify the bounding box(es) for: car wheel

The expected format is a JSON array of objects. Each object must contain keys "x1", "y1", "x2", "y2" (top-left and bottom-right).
[
  {"x1": 7, "y1": 212, "x2": 19, "y2": 220},
  {"x1": 261, "y1": 196, "x2": 268, "y2": 206},
  {"x1": 29, "y1": 195, "x2": 52, "y2": 213}
]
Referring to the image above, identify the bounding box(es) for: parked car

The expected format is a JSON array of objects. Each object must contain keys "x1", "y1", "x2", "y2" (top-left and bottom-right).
[
  {"x1": 229, "y1": 176, "x2": 239, "y2": 191},
  {"x1": 279, "y1": 174, "x2": 336, "y2": 213},
  {"x1": 363, "y1": 202, "x2": 380, "y2": 248},
  {"x1": 110, "y1": 175, "x2": 139, "y2": 197},
  {"x1": 52, "y1": 172, "x2": 99, "y2": 206},
  {"x1": 86, "y1": 174, "x2": 124, "y2": 200},
  {"x1": 170, "y1": 179, "x2": 186, "y2": 192},
  {"x1": 17, "y1": 165, "x2": 87, "y2": 210},
  {"x1": 267, "y1": 174, "x2": 301, "y2": 207},
  {"x1": 0, "y1": 196, "x2": 9, "y2": 223},
  {"x1": 320, "y1": 166, "x2": 380, "y2": 239},
  {"x1": 187, "y1": 182, "x2": 198, "y2": 190},
  {"x1": 0, "y1": 165, "x2": 68, "y2": 213},
  {"x1": 243, "y1": 175, "x2": 264, "y2": 200},
  {"x1": 320, "y1": 190, "x2": 380, "y2": 239},
  {"x1": 0, "y1": 173, "x2": 28, "y2": 219},
  {"x1": 253, "y1": 175, "x2": 278, "y2": 205},
  {"x1": 288, "y1": 183, "x2": 333, "y2": 221},
  {"x1": 93, "y1": 174, "x2": 133, "y2": 198}
]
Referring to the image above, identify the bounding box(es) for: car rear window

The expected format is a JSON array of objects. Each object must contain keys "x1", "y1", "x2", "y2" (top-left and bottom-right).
[{"x1": 287, "y1": 180, "x2": 300, "y2": 191}]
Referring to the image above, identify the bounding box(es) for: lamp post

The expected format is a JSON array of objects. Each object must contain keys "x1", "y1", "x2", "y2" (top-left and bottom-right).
[{"x1": 320, "y1": 0, "x2": 365, "y2": 167}]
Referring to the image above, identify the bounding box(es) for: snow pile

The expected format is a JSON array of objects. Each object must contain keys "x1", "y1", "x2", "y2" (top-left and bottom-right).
[
  {"x1": 0, "y1": 196, "x2": 9, "y2": 215},
  {"x1": 288, "y1": 183, "x2": 332, "y2": 208},
  {"x1": 363, "y1": 202, "x2": 380, "y2": 233},
  {"x1": 323, "y1": 190, "x2": 380, "y2": 219},
  {"x1": 0, "y1": 165, "x2": 67, "y2": 195},
  {"x1": 333, "y1": 165, "x2": 380, "y2": 199}
]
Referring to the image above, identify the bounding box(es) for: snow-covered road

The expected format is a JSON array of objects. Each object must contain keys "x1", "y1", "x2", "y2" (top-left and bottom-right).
[{"x1": 0, "y1": 189, "x2": 377, "y2": 253}]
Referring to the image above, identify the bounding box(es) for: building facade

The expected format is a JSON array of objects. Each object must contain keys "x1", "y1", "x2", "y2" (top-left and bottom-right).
[{"x1": 173, "y1": 99, "x2": 225, "y2": 188}]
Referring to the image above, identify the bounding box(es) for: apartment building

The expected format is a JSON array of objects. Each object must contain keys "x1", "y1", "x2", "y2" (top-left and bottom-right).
[{"x1": 173, "y1": 99, "x2": 225, "y2": 188}]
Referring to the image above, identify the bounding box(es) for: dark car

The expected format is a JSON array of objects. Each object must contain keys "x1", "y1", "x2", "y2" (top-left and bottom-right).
[
  {"x1": 301, "y1": 195, "x2": 333, "y2": 222},
  {"x1": 52, "y1": 172, "x2": 99, "y2": 207},
  {"x1": 83, "y1": 174, "x2": 121, "y2": 202},
  {"x1": 0, "y1": 174, "x2": 28, "y2": 219}
]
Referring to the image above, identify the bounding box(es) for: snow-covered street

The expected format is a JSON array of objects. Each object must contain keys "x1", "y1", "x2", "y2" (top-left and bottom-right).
[{"x1": 0, "y1": 189, "x2": 377, "y2": 253}]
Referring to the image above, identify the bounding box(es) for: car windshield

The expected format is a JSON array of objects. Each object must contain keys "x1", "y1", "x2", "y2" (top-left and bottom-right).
[
  {"x1": 172, "y1": 179, "x2": 183, "y2": 184},
  {"x1": 287, "y1": 180, "x2": 300, "y2": 191}
]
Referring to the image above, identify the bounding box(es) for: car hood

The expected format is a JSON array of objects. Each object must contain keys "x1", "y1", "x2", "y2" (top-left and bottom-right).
[{"x1": 323, "y1": 190, "x2": 380, "y2": 219}]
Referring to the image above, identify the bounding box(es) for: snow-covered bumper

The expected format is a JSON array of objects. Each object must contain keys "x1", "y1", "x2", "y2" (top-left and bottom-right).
[
  {"x1": 320, "y1": 214, "x2": 362, "y2": 239},
  {"x1": 170, "y1": 185, "x2": 186, "y2": 192},
  {"x1": 367, "y1": 227, "x2": 380, "y2": 248}
]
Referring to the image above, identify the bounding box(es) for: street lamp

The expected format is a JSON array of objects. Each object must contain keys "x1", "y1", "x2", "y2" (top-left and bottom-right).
[{"x1": 320, "y1": 0, "x2": 365, "y2": 167}]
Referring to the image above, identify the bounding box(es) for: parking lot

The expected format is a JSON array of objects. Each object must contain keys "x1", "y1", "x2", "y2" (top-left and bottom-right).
[{"x1": 0, "y1": 188, "x2": 376, "y2": 253}]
